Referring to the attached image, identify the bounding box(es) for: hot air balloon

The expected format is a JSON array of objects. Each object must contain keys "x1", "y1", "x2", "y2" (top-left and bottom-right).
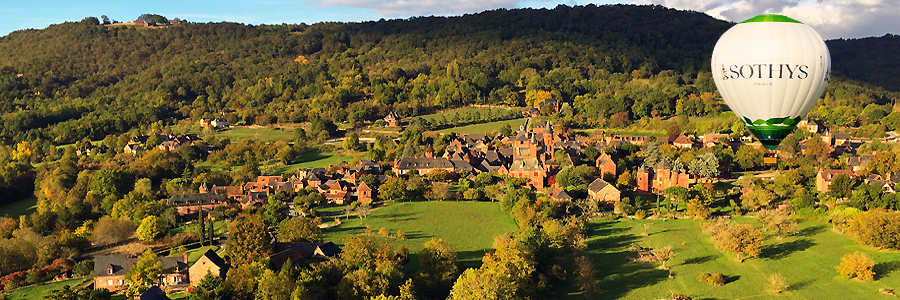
[{"x1": 711, "y1": 14, "x2": 831, "y2": 150}]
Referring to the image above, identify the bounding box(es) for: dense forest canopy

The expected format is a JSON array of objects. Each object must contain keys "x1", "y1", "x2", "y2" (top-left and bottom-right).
[{"x1": 0, "y1": 4, "x2": 896, "y2": 148}]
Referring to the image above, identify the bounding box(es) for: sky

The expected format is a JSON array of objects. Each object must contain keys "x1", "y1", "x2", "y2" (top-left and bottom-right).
[{"x1": 1, "y1": 0, "x2": 897, "y2": 40}]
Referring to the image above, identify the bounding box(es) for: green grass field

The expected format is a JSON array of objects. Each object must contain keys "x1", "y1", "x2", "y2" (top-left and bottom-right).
[
  {"x1": 437, "y1": 118, "x2": 528, "y2": 135},
  {"x1": 207, "y1": 127, "x2": 296, "y2": 142},
  {"x1": 4, "y1": 277, "x2": 91, "y2": 300},
  {"x1": 577, "y1": 217, "x2": 900, "y2": 300},
  {"x1": 0, "y1": 196, "x2": 38, "y2": 218},
  {"x1": 322, "y1": 201, "x2": 518, "y2": 269},
  {"x1": 272, "y1": 151, "x2": 360, "y2": 176},
  {"x1": 170, "y1": 221, "x2": 230, "y2": 236},
  {"x1": 417, "y1": 107, "x2": 521, "y2": 123},
  {"x1": 185, "y1": 246, "x2": 221, "y2": 264}
]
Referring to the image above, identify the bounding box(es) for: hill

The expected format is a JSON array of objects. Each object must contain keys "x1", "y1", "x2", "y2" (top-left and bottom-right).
[{"x1": 0, "y1": 4, "x2": 896, "y2": 147}]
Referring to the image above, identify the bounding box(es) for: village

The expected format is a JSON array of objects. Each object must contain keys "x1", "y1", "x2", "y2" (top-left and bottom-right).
[{"x1": 69, "y1": 95, "x2": 900, "y2": 299}]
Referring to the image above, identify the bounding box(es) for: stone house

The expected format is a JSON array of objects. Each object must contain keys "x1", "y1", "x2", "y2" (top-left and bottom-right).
[
  {"x1": 816, "y1": 169, "x2": 855, "y2": 193},
  {"x1": 588, "y1": 178, "x2": 621, "y2": 203},
  {"x1": 94, "y1": 255, "x2": 188, "y2": 292},
  {"x1": 595, "y1": 153, "x2": 616, "y2": 179},
  {"x1": 167, "y1": 193, "x2": 229, "y2": 215},
  {"x1": 189, "y1": 249, "x2": 228, "y2": 286}
]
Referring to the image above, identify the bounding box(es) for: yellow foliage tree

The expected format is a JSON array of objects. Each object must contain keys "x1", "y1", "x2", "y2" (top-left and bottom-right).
[
  {"x1": 12, "y1": 141, "x2": 32, "y2": 161},
  {"x1": 524, "y1": 90, "x2": 552, "y2": 107},
  {"x1": 835, "y1": 252, "x2": 874, "y2": 281}
]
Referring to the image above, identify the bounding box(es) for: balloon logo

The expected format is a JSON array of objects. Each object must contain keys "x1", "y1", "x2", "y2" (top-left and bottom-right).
[{"x1": 711, "y1": 15, "x2": 831, "y2": 149}]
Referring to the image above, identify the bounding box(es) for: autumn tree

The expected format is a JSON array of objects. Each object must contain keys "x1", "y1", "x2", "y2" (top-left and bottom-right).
[
  {"x1": 91, "y1": 216, "x2": 136, "y2": 245},
  {"x1": 417, "y1": 238, "x2": 459, "y2": 298},
  {"x1": 448, "y1": 268, "x2": 519, "y2": 300},
  {"x1": 735, "y1": 146, "x2": 763, "y2": 170},
  {"x1": 225, "y1": 214, "x2": 272, "y2": 264},
  {"x1": 136, "y1": 215, "x2": 167, "y2": 242},
  {"x1": 847, "y1": 208, "x2": 900, "y2": 250},
  {"x1": 835, "y1": 252, "x2": 875, "y2": 280},
  {"x1": 378, "y1": 177, "x2": 408, "y2": 202},
  {"x1": 125, "y1": 249, "x2": 163, "y2": 297},
  {"x1": 709, "y1": 222, "x2": 764, "y2": 262},
  {"x1": 276, "y1": 217, "x2": 322, "y2": 243}
]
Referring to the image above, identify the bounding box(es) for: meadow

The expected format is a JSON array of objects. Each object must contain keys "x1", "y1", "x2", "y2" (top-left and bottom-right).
[
  {"x1": 0, "y1": 196, "x2": 37, "y2": 218},
  {"x1": 321, "y1": 201, "x2": 519, "y2": 270},
  {"x1": 436, "y1": 118, "x2": 528, "y2": 135},
  {"x1": 577, "y1": 217, "x2": 900, "y2": 300},
  {"x1": 206, "y1": 126, "x2": 296, "y2": 142}
]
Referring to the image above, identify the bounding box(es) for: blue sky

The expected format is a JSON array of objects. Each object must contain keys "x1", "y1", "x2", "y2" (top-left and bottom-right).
[{"x1": 2, "y1": 0, "x2": 897, "y2": 39}]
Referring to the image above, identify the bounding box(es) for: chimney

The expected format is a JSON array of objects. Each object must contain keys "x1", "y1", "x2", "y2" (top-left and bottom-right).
[{"x1": 183, "y1": 253, "x2": 189, "y2": 263}]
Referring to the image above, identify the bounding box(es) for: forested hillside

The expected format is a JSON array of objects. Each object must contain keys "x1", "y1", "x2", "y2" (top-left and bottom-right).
[{"x1": 0, "y1": 4, "x2": 896, "y2": 148}]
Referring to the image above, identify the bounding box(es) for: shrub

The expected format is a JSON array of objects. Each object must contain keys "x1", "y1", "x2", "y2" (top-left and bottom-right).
[
  {"x1": 697, "y1": 272, "x2": 726, "y2": 286},
  {"x1": 634, "y1": 209, "x2": 647, "y2": 220},
  {"x1": 73, "y1": 260, "x2": 94, "y2": 277},
  {"x1": 835, "y1": 252, "x2": 875, "y2": 280},
  {"x1": 768, "y1": 273, "x2": 789, "y2": 294},
  {"x1": 395, "y1": 230, "x2": 406, "y2": 239},
  {"x1": 378, "y1": 227, "x2": 391, "y2": 237}
]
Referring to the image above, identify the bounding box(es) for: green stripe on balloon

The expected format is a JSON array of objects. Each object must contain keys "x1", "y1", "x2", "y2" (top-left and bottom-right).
[
  {"x1": 741, "y1": 116, "x2": 802, "y2": 150},
  {"x1": 747, "y1": 126, "x2": 796, "y2": 150},
  {"x1": 740, "y1": 15, "x2": 802, "y2": 24}
]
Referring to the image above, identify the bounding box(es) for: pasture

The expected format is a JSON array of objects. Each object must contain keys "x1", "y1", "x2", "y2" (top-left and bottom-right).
[
  {"x1": 576, "y1": 217, "x2": 900, "y2": 300},
  {"x1": 321, "y1": 201, "x2": 519, "y2": 269}
]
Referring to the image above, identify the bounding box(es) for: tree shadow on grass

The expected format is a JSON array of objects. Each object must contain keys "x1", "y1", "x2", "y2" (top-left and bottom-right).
[
  {"x1": 456, "y1": 250, "x2": 488, "y2": 270},
  {"x1": 760, "y1": 239, "x2": 815, "y2": 260},
  {"x1": 682, "y1": 255, "x2": 716, "y2": 266},
  {"x1": 789, "y1": 279, "x2": 815, "y2": 291},
  {"x1": 795, "y1": 224, "x2": 827, "y2": 237},
  {"x1": 725, "y1": 275, "x2": 741, "y2": 284},
  {"x1": 874, "y1": 261, "x2": 900, "y2": 280},
  {"x1": 587, "y1": 221, "x2": 669, "y2": 299}
]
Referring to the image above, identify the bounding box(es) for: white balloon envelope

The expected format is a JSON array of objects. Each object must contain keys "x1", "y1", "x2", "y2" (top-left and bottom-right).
[{"x1": 711, "y1": 15, "x2": 831, "y2": 149}]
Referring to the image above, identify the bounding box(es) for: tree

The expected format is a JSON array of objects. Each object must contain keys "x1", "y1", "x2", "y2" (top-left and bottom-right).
[
  {"x1": 190, "y1": 271, "x2": 231, "y2": 300},
  {"x1": 417, "y1": 238, "x2": 459, "y2": 298},
  {"x1": 828, "y1": 174, "x2": 855, "y2": 199},
  {"x1": 711, "y1": 222, "x2": 764, "y2": 262},
  {"x1": 344, "y1": 132, "x2": 360, "y2": 151},
  {"x1": 835, "y1": 252, "x2": 875, "y2": 280},
  {"x1": 426, "y1": 183, "x2": 451, "y2": 201},
  {"x1": 688, "y1": 153, "x2": 720, "y2": 182},
  {"x1": 137, "y1": 13, "x2": 168, "y2": 25},
  {"x1": 276, "y1": 217, "x2": 322, "y2": 242},
  {"x1": 90, "y1": 216, "x2": 136, "y2": 245},
  {"x1": 262, "y1": 197, "x2": 289, "y2": 227},
  {"x1": 804, "y1": 137, "x2": 831, "y2": 165},
  {"x1": 554, "y1": 149, "x2": 573, "y2": 167},
  {"x1": 379, "y1": 177, "x2": 408, "y2": 202},
  {"x1": 735, "y1": 146, "x2": 763, "y2": 170},
  {"x1": 136, "y1": 215, "x2": 167, "y2": 242},
  {"x1": 43, "y1": 284, "x2": 112, "y2": 300},
  {"x1": 864, "y1": 151, "x2": 899, "y2": 178},
  {"x1": 767, "y1": 273, "x2": 789, "y2": 295},
  {"x1": 125, "y1": 249, "x2": 163, "y2": 297},
  {"x1": 652, "y1": 245, "x2": 675, "y2": 270},
  {"x1": 847, "y1": 208, "x2": 900, "y2": 250},
  {"x1": 448, "y1": 268, "x2": 519, "y2": 300},
  {"x1": 574, "y1": 255, "x2": 599, "y2": 299},
  {"x1": 225, "y1": 214, "x2": 272, "y2": 264},
  {"x1": 256, "y1": 268, "x2": 295, "y2": 300}
]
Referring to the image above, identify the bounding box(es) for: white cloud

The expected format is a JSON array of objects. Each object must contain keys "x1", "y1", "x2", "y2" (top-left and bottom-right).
[
  {"x1": 315, "y1": 0, "x2": 546, "y2": 18},
  {"x1": 638, "y1": 0, "x2": 900, "y2": 39}
]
